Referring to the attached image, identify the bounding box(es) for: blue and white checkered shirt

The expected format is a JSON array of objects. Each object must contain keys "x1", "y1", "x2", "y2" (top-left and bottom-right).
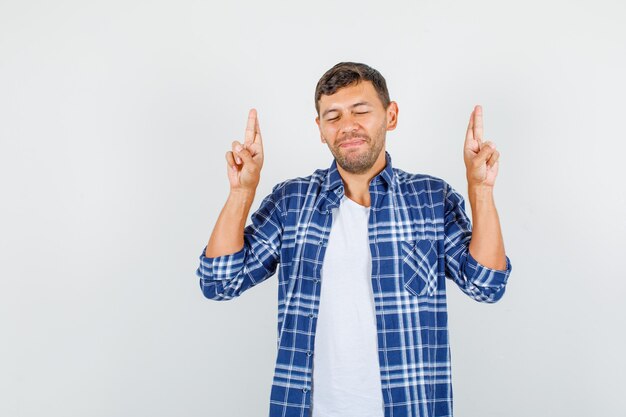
[{"x1": 197, "y1": 151, "x2": 512, "y2": 417}]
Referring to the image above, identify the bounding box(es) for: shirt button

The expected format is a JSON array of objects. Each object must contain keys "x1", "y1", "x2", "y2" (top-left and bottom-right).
[
  {"x1": 313, "y1": 278, "x2": 319, "y2": 283},
  {"x1": 318, "y1": 240, "x2": 324, "y2": 246},
  {"x1": 306, "y1": 350, "x2": 312, "y2": 356},
  {"x1": 308, "y1": 313, "x2": 315, "y2": 318},
  {"x1": 303, "y1": 388, "x2": 308, "y2": 393}
]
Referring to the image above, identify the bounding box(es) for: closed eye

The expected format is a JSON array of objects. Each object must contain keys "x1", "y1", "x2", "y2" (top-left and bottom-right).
[{"x1": 326, "y1": 111, "x2": 369, "y2": 121}]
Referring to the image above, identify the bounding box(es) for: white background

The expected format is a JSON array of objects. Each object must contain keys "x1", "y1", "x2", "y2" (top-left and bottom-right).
[{"x1": 1, "y1": 0, "x2": 625, "y2": 416}]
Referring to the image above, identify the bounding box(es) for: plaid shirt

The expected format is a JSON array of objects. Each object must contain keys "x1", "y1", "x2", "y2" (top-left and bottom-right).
[{"x1": 197, "y1": 151, "x2": 512, "y2": 417}]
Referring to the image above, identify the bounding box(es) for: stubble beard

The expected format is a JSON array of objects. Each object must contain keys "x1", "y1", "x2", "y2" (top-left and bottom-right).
[{"x1": 330, "y1": 123, "x2": 386, "y2": 174}]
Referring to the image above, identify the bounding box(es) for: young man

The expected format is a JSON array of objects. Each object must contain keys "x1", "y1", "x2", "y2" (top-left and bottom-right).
[{"x1": 197, "y1": 62, "x2": 512, "y2": 417}]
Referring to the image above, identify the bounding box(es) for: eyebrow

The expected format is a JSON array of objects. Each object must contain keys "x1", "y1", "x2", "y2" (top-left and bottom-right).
[{"x1": 321, "y1": 101, "x2": 372, "y2": 118}]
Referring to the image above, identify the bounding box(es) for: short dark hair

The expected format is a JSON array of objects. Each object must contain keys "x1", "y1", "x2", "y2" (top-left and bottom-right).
[{"x1": 314, "y1": 62, "x2": 391, "y2": 116}]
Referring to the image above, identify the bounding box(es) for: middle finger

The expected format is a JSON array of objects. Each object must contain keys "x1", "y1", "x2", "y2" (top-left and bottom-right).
[
  {"x1": 473, "y1": 105, "x2": 484, "y2": 146},
  {"x1": 245, "y1": 109, "x2": 257, "y2": 146}
]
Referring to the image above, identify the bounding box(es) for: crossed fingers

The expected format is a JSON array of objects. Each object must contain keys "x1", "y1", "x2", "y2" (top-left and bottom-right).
[{"x1": 228, "y1": 108, "x2": 263, "y2": 167}]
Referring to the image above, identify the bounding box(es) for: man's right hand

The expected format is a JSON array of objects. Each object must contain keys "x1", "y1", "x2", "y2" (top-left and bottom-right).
[{"x1": 226, "y1": 108, "x2": 264, "y2": 193}]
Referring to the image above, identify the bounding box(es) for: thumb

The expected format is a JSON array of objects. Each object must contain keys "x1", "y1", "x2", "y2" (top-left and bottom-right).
[
  {"x1": 475, "y1": 141, "x2": 496, "y2": 164},
  {"x1": 237, "y1": 147, "x2": 255, "y2": 167}
]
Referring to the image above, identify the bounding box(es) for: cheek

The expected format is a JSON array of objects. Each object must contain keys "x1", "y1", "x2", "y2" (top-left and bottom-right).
[
  {"x1": 322, "y1": 126, "x2": 339, "y2": 139},
  {"x1": 368, "y1": 116, "x2": 385, "y2": 128},
  {"x1": 369, "y1": 118, "x2": 387, "y2": 135}
]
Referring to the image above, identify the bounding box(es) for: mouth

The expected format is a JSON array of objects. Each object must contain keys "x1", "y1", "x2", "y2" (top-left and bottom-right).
[{"x1": 339, "y1": 139, "x2": 367, "y2": 148}]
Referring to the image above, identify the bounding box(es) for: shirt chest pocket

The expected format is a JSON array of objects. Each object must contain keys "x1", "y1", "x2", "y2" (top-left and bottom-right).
[{"x1": 400, "y1": 239, "x2": 438, "y2": 297}]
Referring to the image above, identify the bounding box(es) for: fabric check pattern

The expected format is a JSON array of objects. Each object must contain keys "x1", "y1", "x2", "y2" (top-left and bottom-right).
[{"x1": 196, "y1": 151, "x2": 512, "y2": 417}]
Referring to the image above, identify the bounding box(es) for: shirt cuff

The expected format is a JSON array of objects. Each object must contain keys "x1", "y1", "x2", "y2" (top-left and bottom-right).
[
  {"x1": 197, "y1": 245, "x2": 246, "y2": 280},
  {"x1": 463, "y1": 251, "x2": 512, "y2": 288}
]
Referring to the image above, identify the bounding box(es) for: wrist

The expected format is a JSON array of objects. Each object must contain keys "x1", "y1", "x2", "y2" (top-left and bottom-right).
[
  {"x1": 228, "y1": 188, "x2": 257, "y2": 205},
  {"x1": 468, "y1": 184, "x2": 496, "y2": 215},
  {"x1": 468, "y1": 184, "x2": 494, "y2": 197},
  {"x1": 467, "y1": 185, "x2": 494, "y2": 209}
]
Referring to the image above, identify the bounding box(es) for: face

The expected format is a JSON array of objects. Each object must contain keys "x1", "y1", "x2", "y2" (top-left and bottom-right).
[{"x1": 315, "y1": 81, "x2": 398, "y2": 174}]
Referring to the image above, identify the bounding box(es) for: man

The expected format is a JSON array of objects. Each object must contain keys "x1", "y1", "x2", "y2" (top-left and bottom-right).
[{"x1": 196, "y1": 62, "x2": 512, "y2": 417}]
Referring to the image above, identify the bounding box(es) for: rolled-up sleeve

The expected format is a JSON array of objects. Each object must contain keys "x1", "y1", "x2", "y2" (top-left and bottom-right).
[
  {"x1": 442, "y1": 181, "x2": 512, "y2": 303},
  {"x1": 196, "y1": 185, "x2": 283, "y2": 301}
]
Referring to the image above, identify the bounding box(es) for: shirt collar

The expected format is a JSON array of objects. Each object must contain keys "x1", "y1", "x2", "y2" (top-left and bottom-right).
[{"x1": 322, "y1": 150, "x2": 395, "y2": 193}]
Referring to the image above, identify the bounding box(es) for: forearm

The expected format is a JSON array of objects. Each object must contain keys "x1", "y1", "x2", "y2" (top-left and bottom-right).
[
  {"x1": 205, "y1": 189, "x2": 256, "y2": 258},
  {"x1": 467, "y1": 185, "x2": 507, "y2": 270}
]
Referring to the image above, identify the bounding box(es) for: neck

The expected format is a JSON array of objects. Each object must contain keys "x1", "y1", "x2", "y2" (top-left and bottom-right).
[{"x1": 336, "y1": 150, "x2": 386, "y2": 207}]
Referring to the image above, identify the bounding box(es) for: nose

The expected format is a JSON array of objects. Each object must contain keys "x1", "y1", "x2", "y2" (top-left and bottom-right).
[{"x1": 339, "y1": 114, "x2": 359, "y2": 134}]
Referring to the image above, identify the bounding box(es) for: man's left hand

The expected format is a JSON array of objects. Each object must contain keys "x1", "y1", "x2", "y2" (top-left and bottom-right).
[{"x1": 464, "y1": 105, "x2": 500, "y2": 189}]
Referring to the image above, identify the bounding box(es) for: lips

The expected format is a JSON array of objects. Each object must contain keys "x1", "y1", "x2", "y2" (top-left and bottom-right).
[{"x1": 339, "y1": 138, "x2": 367, "y2": 148}]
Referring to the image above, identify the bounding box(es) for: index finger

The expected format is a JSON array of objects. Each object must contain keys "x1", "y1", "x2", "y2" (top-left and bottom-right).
[
  {"x1": 465, "y1": 109, "x2": 474, "y2": 143},
  {"x1": 254, "y1": 113, "x2": 263, "y2": 145},
  {"x1": 244, "y1": 108, "x2": 257, "y2": 146},
  {"x1": 473, "y1": 105, "x2": 483, "y2": 146}
]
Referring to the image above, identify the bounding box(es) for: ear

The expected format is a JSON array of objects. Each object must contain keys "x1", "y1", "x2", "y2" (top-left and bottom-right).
[
  {"x1": 315, "y1": 116, "x2": 325, "y2": 143},
  {"x1": 385, "y1": 101, "x2": 399, "y2": 131}
]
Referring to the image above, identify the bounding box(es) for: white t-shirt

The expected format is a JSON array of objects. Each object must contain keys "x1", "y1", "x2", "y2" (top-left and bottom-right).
[{"x1": 310, "y1": 196, "x2": 385, "y2": 417}]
